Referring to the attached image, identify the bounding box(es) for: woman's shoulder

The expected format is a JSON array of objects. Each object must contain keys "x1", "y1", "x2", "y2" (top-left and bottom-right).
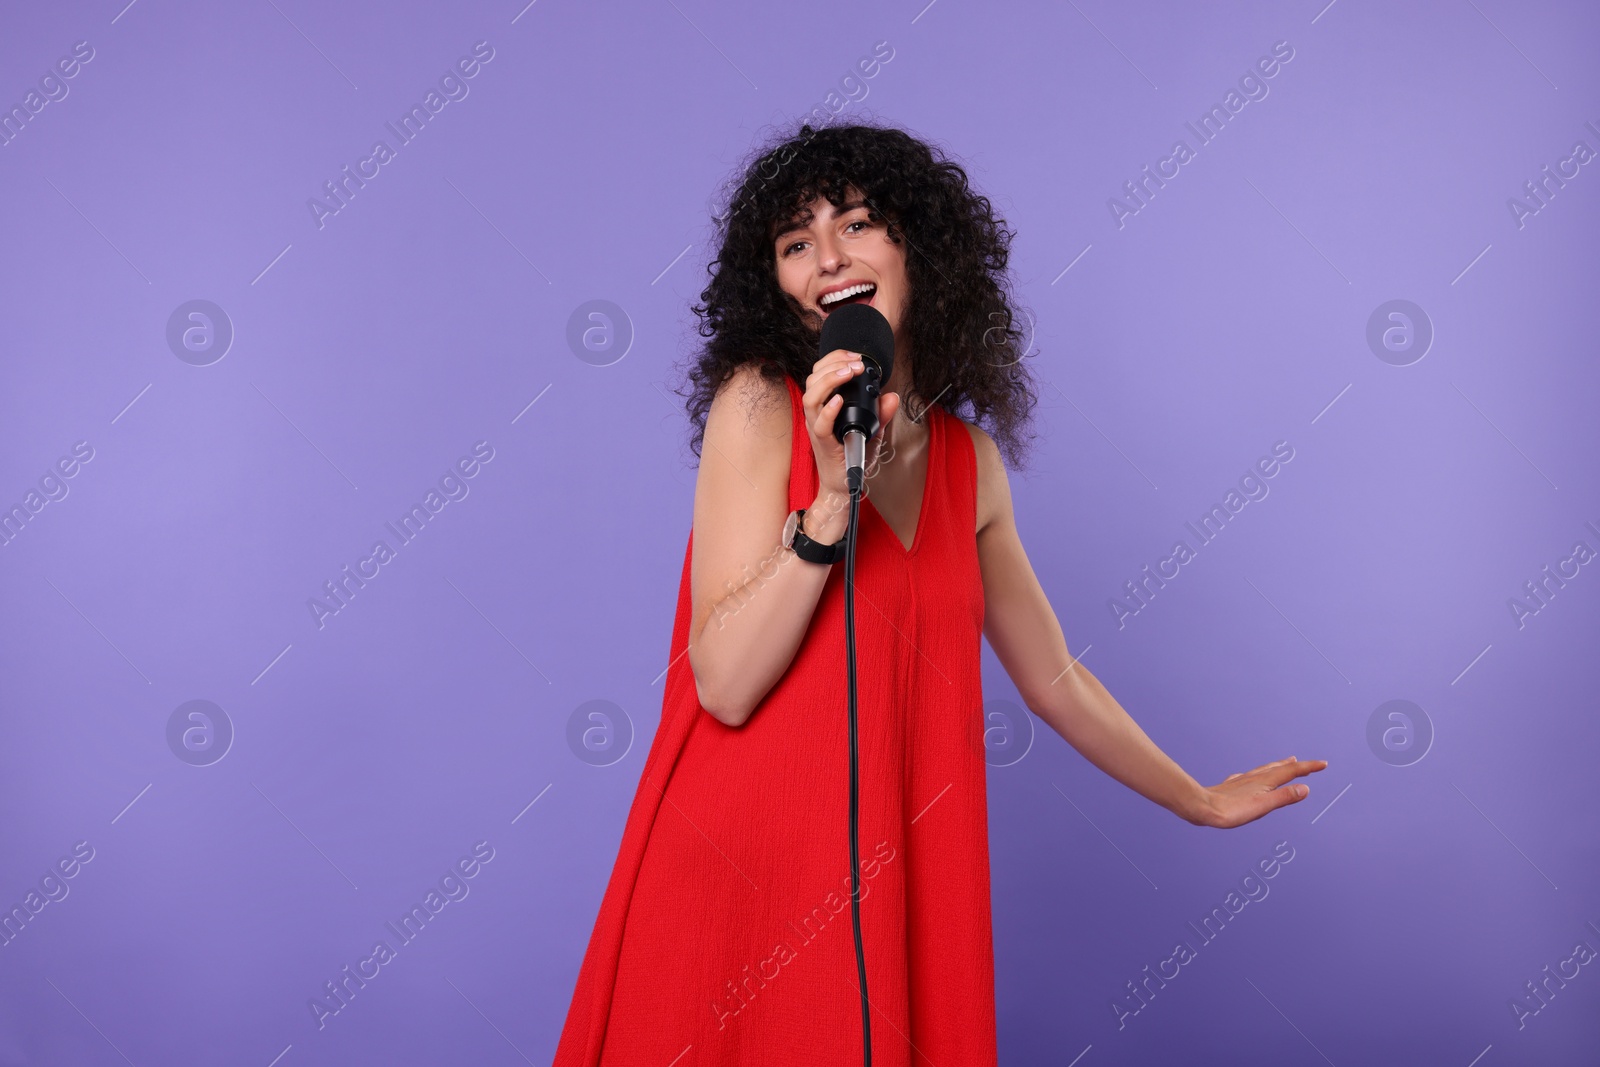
[
  {"x1": 703, "y1": 362, "x2": 795, "y2": 464},
  {"x1": 950, "y1": 414, "x2": 1006, "y2": 538},
  {"x1": 948, "y1": 412, "x2": 999, "y2": 467},
  {"x1": 713, "y1": 361, "x2": 792, "y2": 407}
]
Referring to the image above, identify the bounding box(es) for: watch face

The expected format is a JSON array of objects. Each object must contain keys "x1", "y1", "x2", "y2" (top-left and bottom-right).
[{"x1": 782, "y1": 509, "x2": 800, "y2": 549}]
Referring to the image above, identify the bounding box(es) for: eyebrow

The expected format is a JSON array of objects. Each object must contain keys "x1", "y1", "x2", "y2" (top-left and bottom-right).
[{"x1": 774, "y1": 198, "x2": 869, "y2": 243}]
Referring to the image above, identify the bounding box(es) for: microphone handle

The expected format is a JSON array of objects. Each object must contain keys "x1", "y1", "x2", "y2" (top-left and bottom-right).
[
  {"x1": 832, "y1": 364, "x2": 884, "y2": 448},
  {"x1": 843, "y1": 430, "x2": 867, "y2": 493}
]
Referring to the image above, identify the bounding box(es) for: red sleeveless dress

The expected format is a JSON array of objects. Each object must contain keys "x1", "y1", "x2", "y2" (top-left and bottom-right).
[{"x1": 552, "y1": 374, "x2": 996, "y2": 1066}]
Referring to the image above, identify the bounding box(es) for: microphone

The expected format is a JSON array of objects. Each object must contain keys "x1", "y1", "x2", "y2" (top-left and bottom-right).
[{"x1": 820, "y1": 302, "x2": 896, "y2": 494}]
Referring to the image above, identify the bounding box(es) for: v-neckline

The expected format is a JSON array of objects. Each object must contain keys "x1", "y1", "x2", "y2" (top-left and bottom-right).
[{"x1": 863, "y1": 406, "x2": 938, "y2": 558}]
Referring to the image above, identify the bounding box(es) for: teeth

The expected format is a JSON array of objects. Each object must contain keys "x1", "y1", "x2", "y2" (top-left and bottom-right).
[{"x1": 820, "y1": 283, "x2": 875, "y2": 307}]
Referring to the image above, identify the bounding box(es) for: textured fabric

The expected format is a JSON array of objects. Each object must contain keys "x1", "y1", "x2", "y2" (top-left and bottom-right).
[{"x1": 552, "y1": 374, "x2": 995, "y2": 1066}]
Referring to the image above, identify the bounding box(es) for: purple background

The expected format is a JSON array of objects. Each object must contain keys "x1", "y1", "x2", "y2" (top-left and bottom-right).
[{"x1": 2, "y1": 0, "x2": 1598, "y2": 1063}]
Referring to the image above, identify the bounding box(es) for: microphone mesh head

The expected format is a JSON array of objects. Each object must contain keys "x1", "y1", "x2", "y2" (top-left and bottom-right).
[{"x1": 817, "y1": 302, "x2": 895, "y2": 379}]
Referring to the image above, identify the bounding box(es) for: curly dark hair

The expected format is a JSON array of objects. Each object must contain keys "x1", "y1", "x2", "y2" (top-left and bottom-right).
[{"x1": 672, "y1": 118, "x2": 1041, "y2": 471}]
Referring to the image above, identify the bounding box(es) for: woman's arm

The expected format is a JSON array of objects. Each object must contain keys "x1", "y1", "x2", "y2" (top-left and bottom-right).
[
  {"x1": 965, "y1": 423, "x2": 1324, "y2": 828},
  {"x1": 686, "y1": 364, "x2": 846, "y2": 727}
]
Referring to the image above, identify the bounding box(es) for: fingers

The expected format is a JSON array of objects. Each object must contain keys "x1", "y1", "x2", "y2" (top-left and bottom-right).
[
  {"x1": 1254, "y1": 755, "x2": 1327, "y2": 778},
  {"x1": 1230, "y1": 757, "x2": 1290, "y2": 781},
  {"x1": 815, "y1": 393, "x2": 842, "y2": 430},
  {"x1": 879, "y1": 391, "x2": 900, "y2": 426},
  {"x1": 807, "y1": 353, "x2": 866, "y2": 429},
  {"x1": 1277, "y1": 757, "x2": 1328, "y2": 780},
  {"x1": 1259, "y1": 759, "x2": 1329, "y2": 794},
  {"x1": 804, "y1": 353, "x2": 867, "y2": 496},
  {"x1": 807, "y1": 363, "x2": 864, "y2": 431},
  {"x1": 1222, "y1": 756, "x2": 1328, "y2": 793},
  {"x1": 807, "y1": 349, "x2": 864, "y2": 398}
]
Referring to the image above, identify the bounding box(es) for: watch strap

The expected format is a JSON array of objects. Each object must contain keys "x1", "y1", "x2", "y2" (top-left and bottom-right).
[{"x1": 790, "y1": 508, "x2": 845, "y2": 564}]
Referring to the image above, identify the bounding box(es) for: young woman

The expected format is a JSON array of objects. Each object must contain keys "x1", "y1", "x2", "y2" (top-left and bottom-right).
[{"x1": 552, "y1": 121, "x2": 1326, "y2": 1066}]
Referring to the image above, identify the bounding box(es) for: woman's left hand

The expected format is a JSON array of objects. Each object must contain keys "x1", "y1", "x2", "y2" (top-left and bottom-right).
[{"x1": 1195, "y1": 756, "x2": 1328, "y2": 828}]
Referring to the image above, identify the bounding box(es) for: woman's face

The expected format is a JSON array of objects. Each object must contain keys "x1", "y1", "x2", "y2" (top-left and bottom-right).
[{"x1": 772, "y1": 187, "x2": 908, "y2": 345}]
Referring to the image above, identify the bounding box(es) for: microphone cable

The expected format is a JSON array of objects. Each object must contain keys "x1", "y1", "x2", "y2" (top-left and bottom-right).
[{"x1": 843, "y1": 458, "x2": 872, "y2": 1067}]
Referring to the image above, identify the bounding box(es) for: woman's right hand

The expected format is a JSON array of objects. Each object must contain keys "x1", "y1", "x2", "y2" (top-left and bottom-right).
[{"x1": 804, "y1": 348, "x2": 901, "y2": 503}]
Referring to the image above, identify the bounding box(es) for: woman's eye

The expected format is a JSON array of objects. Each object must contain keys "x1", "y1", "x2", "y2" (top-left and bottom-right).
[{"x1": 781, "y1": 217, "x2": 872, "y2": 256}]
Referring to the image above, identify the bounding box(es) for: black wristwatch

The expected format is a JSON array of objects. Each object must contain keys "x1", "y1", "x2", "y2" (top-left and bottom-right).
[{"x1": 782, "y1": 508, "x2": 845, "y2": 565}]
